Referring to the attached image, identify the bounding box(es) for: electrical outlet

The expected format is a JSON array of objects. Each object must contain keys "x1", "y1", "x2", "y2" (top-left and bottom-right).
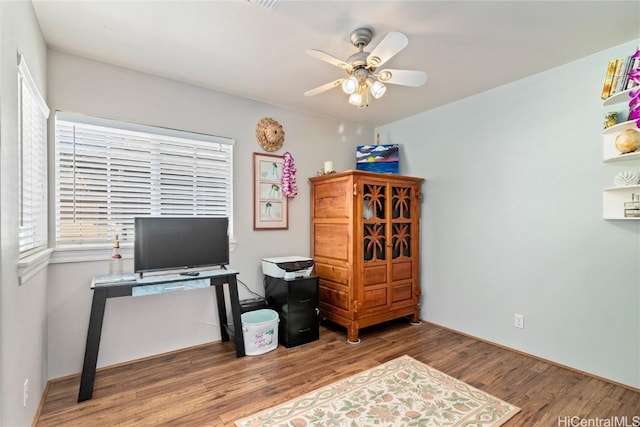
[
  {"x1": 23, "y1": 379, "x2": 28, "y2": 407},
  {"x1": 514, "y1": 314, "x2": 524, "y2": 329}
]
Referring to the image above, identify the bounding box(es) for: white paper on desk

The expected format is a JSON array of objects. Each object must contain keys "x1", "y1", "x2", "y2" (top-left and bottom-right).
[{"x1": 132, "y1": 279, "x2": 209, "y2": 296}]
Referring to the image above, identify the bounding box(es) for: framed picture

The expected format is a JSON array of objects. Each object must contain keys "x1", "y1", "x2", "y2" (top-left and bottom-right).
[
  {"x1": 356, "y1": 144, "x2": 399, "y2": 174},
  {"x1": 253, "y1": 152, "x2": 288, "y2": 230}
]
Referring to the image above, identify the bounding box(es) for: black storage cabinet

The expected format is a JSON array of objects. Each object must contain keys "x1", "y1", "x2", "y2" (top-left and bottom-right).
[{"x1": 264, "y1": 276, "x2": 319, "y2": 348}]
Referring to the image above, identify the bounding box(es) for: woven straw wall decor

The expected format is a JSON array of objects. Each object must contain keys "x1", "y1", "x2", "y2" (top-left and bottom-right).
[{"x1": 256, "y1": 117, "x2": 285, "y2": 152}]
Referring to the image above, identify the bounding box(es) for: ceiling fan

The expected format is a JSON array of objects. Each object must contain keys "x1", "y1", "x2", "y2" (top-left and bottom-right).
[{"x1": 304, "y1": 27, "x2": 428, "y2": 108}]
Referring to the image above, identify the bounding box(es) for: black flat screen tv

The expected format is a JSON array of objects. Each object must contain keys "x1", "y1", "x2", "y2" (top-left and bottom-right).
[{"x1": 134, "y1": 216, "x2": 229, "y2": 274}]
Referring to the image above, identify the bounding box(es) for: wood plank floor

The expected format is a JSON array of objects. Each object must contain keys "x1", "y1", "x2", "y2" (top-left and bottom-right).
[{"x1": 36, "y1": 320, "x2": 640, "y2": 426}]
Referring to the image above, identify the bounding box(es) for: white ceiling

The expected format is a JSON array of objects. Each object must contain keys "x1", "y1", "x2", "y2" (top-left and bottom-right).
[{"x1": 32, "y1": 0, "x2": 640, "y2": 127}]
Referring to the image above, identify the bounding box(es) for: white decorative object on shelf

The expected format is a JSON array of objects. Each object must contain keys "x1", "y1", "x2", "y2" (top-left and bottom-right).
[
  {"x1": 613, "y1": 171, "x2": 640, "y2": 187},
  {"x1": 614, "y1": 128, "x2": 640, "y2": 154}
]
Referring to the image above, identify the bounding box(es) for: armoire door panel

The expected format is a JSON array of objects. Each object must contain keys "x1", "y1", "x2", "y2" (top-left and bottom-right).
[
  {"x1": 313, "y1": 179, "x2": 351, "y2": 219},
  {"x1": 363, "y1": 184, "x2": 387, "y2": 220},
  {"x1": 318, "y1": 283, "x2": 349, "y2": 311},
  {"x1": 364, "y1": 265, "x2": 387, "y2": 286},
  {"x1": 363, "y1": 223, "x2": 386, "y2": 262},
  {"x1": 391, "y1": 282, "x2": 413, "y2": 302},
  {"x1": 363, "y1": 288, "x2": 388, "y2": 308},
  {"x1": 313, "y1": 223, "x2": 349, "y2": 260},
  {"x1": 391, "y1": 186, "x2": 413, "y2": 219},
  {"x1": 315, "y1": 262, "x2": 350, "y2": 286},
  {"x1": 391, "y1": 261, "x2": 412, "y2": 281},
  {"x1": 391, "y1": 223, "x2": 412, "y2": 258}
]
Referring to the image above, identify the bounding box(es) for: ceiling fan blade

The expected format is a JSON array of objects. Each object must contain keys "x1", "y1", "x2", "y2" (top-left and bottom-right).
[
  {"x1": 306, "y1": 49, "x2": 353, "y2": 72},
  {"x1": 376, "y1": 69, "x2": 428, "y2": 87},
  {"x1": 304, "y1": 79, "x2": 344, "y2": 96},
  {"x1": 366, "y1": 32, "x2": 408, "y2": 68}
]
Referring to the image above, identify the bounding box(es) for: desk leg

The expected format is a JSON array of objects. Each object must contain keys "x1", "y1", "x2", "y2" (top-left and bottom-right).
[
  {"x1": 78, "y1": 288, "x2": 107, "y2": 402},
  {"x1": 227, "y1": 276, "x2": 245, "y2": 358},
  {"x1": 214, "y1": 285, "x2": 229, "y2": 342}
]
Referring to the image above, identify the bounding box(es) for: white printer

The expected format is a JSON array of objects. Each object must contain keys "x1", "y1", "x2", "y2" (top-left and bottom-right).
[{"x1": 262, "y1": 256, "x2": 314, "y2": 279}]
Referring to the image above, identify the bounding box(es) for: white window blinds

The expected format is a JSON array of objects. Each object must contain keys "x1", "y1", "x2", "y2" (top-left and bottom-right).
[
  {"x1": 18, "y1": 55, "x2": 50, "y2": 255},
  {"x1": 55, "y1": 113, "x2": 234, "y2": 246}
]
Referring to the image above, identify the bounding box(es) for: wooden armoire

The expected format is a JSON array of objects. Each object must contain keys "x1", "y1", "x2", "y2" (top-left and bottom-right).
[{"x1": 309, "y1": 170, "x2": 424, "y2": 343}]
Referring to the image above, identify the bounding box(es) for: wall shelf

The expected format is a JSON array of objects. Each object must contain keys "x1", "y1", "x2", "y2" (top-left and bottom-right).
[
  {"x1": 601, "y1": 84, "x2": 640, "y2": 219},
  {"x1": 603, "y1": 120, "x2": 636, "y2": 135},
  {"x1": 603, "y1": 151, "x2": 640, "y2": 163},
  {"x1": 602, "y1": 88, "x2": 633, "y2": 107},
  {"x1": 602, "y1": 184, "x2": 640, "y2": 220}
]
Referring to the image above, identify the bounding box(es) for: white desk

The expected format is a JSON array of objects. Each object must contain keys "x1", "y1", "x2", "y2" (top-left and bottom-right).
[{"x1": 78, "y1": 269, "x2": 244, "y2": 402}]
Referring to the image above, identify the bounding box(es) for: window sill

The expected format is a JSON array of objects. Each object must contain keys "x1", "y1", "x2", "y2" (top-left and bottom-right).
[
  {"x1": 50, "y1": 245, "x2": 134, "y2": 264},
  {"x1": 50, "y1": 239, "x2": 237, "y2": 264},
  {"x1": 18, "y1": 248, "x2": 53, "y2": 285}
]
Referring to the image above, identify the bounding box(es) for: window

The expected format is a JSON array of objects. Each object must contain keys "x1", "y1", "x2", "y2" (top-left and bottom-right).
[
  {"x1": 55, "y1": 113, "x2": 234, "y2": 246},
  {"x1": 18, "y1": 55, "x2": 50, "y2": 255}
]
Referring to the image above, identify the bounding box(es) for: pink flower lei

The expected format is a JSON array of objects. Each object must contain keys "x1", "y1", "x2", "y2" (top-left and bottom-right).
[
  {"x1": 281, "y1": 151, "x2": 298, "y2": 199},
  {"x1": 629, "y1": 48, "x2": 640, "y2": 128}
]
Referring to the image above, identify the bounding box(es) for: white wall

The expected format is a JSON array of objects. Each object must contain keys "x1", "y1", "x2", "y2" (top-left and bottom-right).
[
  {"x1": 377, "y1": 40, "x2": 640, "y2": 388},
  {"x1": 0, "y1": 2, "x2": 49, "y2": 426},
  {"x1": 46, "y1": 50, "x2": 373, "y2": 379}
]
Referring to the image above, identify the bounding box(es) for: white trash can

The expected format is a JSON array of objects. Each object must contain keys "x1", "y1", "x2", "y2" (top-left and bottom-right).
[{"x1": 241, "y1": 309, "x2": 279, "y2": 355}]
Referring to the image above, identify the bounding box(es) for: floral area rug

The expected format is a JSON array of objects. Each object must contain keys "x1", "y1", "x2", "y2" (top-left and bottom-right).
[{"x1": 235, "y1": 354, "x2": 520, "y2": 426}]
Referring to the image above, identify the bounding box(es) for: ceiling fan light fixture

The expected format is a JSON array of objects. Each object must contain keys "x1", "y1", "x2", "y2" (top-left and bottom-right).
[
  {"x1": 369, "y1": 80, "x2": 386, "y2": 99},
  {"x1": 304, "y1": 27, "x2": 427, "y2": 109},
  {"x1": 349, "y1": 92, "x2": 363, "y2": 106},
  {"x1": 341, "y1": 76, "x2": 358, "y2": 94}
]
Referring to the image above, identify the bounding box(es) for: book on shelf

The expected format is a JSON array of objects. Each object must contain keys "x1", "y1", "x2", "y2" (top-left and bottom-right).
[
  {"x1": 624, "y1": 209, "x2": 640, "y2": 218},
  {"x1": 601, "y1": 59, "x2": 618, "y2": 100},
  {"x1": 613, "y1": 56, "x2": 633, "y2": 94},
  {"x1": 609, "y1": 58, "x2": 625, "y2": 96},
  {"x1": 626, "y1": 57, "x2": 640, "y2": 90}
]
